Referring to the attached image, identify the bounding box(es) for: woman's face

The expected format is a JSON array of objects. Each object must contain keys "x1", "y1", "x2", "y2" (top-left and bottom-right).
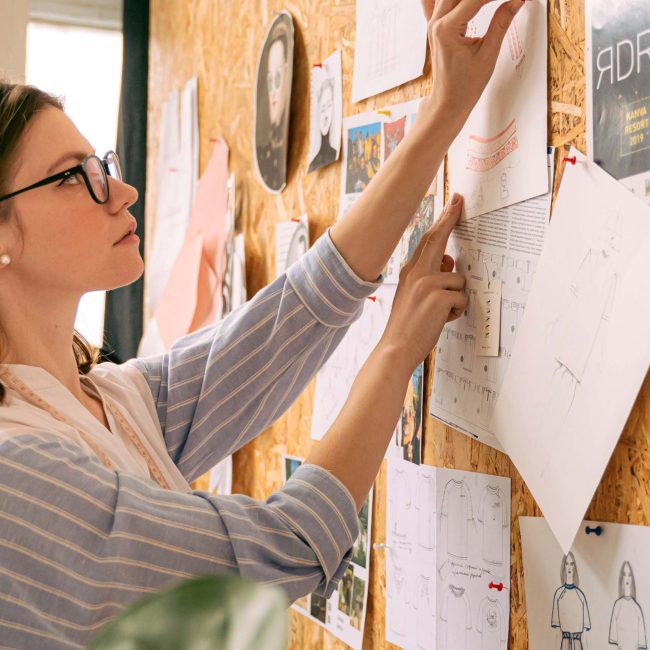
[
  {"x1": 1, "y1": 107, "x2": 141, "y2": 297},
  {"x1": 564, "y1": 555, "x2": 575, "y2": 583},
  {"x1": 267, "y1": 39, "x2": 288, "y2": 127},
  {"x1": 319, "y1": 83, "x2": 334, "y2": 137},
  {"x1": 622, "y1": 564, "x2": 633, "y2": 596}
]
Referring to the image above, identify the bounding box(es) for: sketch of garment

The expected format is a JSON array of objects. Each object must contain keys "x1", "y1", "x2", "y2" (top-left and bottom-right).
[
  {"x1": 388, "y1": 562, "x2": 410, "y2": 637},
  {"x1": 441, "y1": 584, "x2": 472, "y2": 650},
  {"x1": 504, "y1": 258, "x2": 536, "y2": 293},
  {"x1": 415, "y1": 574, "x2": 435, "y2": 649},
  {"x1": 501, "y1": 299, "x2": 525, "y2": 341},
  {"x1": 389, "y1": 467, "x2": 411, "y2": 536},
  {"x1": 477, "y1": 597, "x2": 507, "y2": 650},
  {"x1": 415, "y1": 473, "x2": 437, "y2": 550},
  {"x1": 477, "y1": 485, "x2": 508, "y2": 565},
  {"x1": 369, "y1": 0, "x2": 400, "y2": 77},
  {"x1": 441, "y1": 479, "x2": 474, "y2": 559},
  {"x1": 609, "y1": 597, "x2": 647, "y2": 650},
  {"x1": 551, "y1": 584, "x2": 591, "y2": 649}
]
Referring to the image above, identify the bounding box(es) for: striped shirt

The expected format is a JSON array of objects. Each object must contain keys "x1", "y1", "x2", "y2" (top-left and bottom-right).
[{"x1": 0, "y1": 231, "x2": 381, "y2": 649}]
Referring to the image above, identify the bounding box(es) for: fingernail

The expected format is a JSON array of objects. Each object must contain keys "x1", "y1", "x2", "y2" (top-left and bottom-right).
[{"x1": 450, "y1": 193, "x2": 461, "y2": 206}]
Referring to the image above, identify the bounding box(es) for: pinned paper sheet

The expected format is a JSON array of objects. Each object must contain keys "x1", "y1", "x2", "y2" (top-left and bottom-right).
[
  {"x1": 493, "y1": 149, "x2": 650, "y2": 553},
  {"x1": 448, "y1": 0, "x2": 548, "y2": 219},
  {"x1": 275, "y1": 215, "x2": 309, "y2": 278},
  {"x1": 351, "y1": 0, "x2": 428, "y2": 103},
  {"x1": 154, "y1": 139, "x2": 230, "y2": 349},
  {"x1": 521, "y1": 517, "x2": 650, "y2": 650}
]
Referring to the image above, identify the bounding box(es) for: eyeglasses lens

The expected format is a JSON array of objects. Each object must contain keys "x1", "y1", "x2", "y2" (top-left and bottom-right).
[{"x1": 85, "y1": 156, "x2": 108, "y2": 203}]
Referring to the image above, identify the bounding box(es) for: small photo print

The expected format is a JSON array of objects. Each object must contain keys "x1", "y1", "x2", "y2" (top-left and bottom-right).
[
  {"x1": 351, "y1": 496, "x2": 370, "y2": 568},
  {"x1": 383, "y1": 116, "x2": 407, "y2": 162},
  {"x1": 350, "y1": 576, "x2": 366, "y2": 630},
  {"x1": 310, "y1": 592, "x2": 328, "y2": 624},
  {"x1": 337, "y1": 565, "x2": 354, "y2": 616},
  {"x1": 345, "y1": 122, "x2": 381, "y2": 194},
  {"x1": 307, "y1": 50, "x2": 343, "y2": 173}
]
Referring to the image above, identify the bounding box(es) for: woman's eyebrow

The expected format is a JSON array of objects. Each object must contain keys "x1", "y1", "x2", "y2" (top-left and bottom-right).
[{"x1": 45, "y1": 150, "x2": 95, "y2": 175}]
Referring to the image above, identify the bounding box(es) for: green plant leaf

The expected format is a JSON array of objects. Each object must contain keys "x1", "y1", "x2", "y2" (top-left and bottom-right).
[{"x1": 88, "y1": 575, "x2": 289, "y2": 650}]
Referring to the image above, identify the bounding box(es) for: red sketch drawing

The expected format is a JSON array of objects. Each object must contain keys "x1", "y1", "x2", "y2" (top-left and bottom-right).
[{"x1": 466, "y1": 119, "x2": 519, "y2": 172}]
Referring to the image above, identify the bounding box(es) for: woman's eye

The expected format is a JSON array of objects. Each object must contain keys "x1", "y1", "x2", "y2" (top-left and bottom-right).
[{"x1": 59, "y1": 173, "x2": 81, "y2": 186}]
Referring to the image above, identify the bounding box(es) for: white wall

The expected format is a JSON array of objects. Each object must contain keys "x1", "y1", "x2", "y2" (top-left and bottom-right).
[{"x1": 0, "y1": 0, "x2": 28, "y2": 82}]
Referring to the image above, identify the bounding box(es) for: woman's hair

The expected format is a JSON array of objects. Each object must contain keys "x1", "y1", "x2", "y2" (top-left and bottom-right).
[
  {"x1": 618, "y1": 561, "x2": 636, "y2": 599},
  {"x1": 560, "y1": 552, "x2": 579, "y2": 587},
  {"x1": 0, "y1": 82, "x2": 99, "y2": 402}
]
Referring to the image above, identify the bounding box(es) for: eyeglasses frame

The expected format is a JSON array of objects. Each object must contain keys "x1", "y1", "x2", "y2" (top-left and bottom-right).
[{"x1": 0, "y1": 151, "x2": 121, "y2": 205}]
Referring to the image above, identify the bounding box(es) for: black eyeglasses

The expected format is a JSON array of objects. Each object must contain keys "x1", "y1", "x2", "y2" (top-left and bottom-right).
[{"x1": 0, "y1": 151, "x2": 122, "y2": 205}]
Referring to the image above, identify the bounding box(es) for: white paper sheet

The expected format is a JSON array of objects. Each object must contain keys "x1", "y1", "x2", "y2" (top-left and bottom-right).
[
  {"x1": 283, "y1": 456, "x2": 373, "y2": 650},
  {"x1": 386, "y1": 459, "x2": 511, "y2": 650},
  {"x1": 311, "y1": 284, "x2": 396, "y2": 441},
  {"x1": 430, "y1": 150, "x2": 554, "y2": 450},
  {"x1": 351, "y1": 0, "x2": 428, "y2": 103},
  {"x1": 447, "y1": 0, "x2": 548, "y2": 220},
  {"x1": 275, "y1": 214, "x2": 309, "y2": 278},
  {"x1": 493, "y1": 149, "x2": 650, "y2": 553},
  {"x1": 586, "y1": 0, "x2": 650, "y2": 205},
  {"x1": 307, "y1": 50, "x2": 343, "y2": 173},
  {"x1": 521, "y1": 516, "x2": 650, "y2": 650}
]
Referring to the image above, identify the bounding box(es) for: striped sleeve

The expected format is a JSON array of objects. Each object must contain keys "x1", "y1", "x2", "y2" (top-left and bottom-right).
[
  {"x1": 0, "y1": 433, "x2": 359, "y2": 649},
  {"x1": 128, "y1": 230, "x2": 381, "y2": 482}
]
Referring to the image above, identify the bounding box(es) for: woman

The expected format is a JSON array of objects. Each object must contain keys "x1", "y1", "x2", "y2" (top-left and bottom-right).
[
  {"x1": 609, "y1": 561, "x2": 647, "y2": 650},
  {"x1": 551, "y1": 553, "x2": 591, "y2": 649},
  {"x1": 0, "y1": 0, "x2": 524, "y2": 645},
  {"x1": 308, "y1": 75, "x2": 338, "y2": 173}
]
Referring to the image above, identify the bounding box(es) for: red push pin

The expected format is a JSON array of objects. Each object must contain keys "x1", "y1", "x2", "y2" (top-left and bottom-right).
[
  {"x1": 562, "y1": 156, "x2": 577, "y2": 165},
  {"x1": 291, "y1": 218, "x2": 301, "y2": 223},
  {"x1": 209, "y1": 137, "x2": 218, "y2": 143},
  {"x1": 489, "y1": 582, "x2": 504, "y2": 592},
  {"x1": 313, "y1": 63, "x2": 323, "y2": 68},
  {"x1": 367, "y1": 296, "x2": 377, "y2": 303}
]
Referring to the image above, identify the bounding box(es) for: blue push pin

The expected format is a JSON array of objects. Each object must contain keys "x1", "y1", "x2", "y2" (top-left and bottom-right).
[{"x1": 585, "y1": 525, "x2": 603, "y2": 536}]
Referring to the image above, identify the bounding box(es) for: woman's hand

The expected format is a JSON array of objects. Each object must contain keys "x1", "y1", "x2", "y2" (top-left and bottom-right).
[
  {"x1": 379, "y1": 194, "x2": 468, "y2": 371},
  {"x1": 421, "y1": 0, "x2": 526, "y2": 127}
]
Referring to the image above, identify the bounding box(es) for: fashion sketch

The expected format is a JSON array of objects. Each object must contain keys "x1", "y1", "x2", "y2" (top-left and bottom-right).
[
  {"x1": 254, "y1": 12, "x2": 294, "y2": 193},
  {"x1": 551, "y1": 552, "x2": 591, "y2": 650},
  {"x1": 441, "y1": 479, "x2": 474, "y2": 559},
  {"x1": 609, "y1": 561, "x2": 647, "y2": 650}
]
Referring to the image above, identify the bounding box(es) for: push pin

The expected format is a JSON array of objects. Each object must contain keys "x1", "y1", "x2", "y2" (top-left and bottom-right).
[
  {"x1": 562, "y1": 156, "x2": 577, "y2": 166},
  {"x1": 585, "y1": 525, "x2": 603, "y2": 536},
  {"x1": 489, "y1": 582, "x2": 504, "y2": 592},
  {"x1": 313, "y1": 63, "x2": 323, "y2": 68},
  {"x1": 377, "y1": 109, "x2": 392, "y2": 117},
  {"x1": 291, "y1": 218, "x2": 301, "y2": 223},
  {"x1": 367, "y1": 296, "x2": 378, "y2": 303}
]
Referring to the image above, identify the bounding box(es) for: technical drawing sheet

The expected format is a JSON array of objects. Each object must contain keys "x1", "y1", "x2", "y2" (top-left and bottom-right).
[
  {"x1": 430, "y1": 150, "x2": 554, "y2": 450},
  {"x1": 493, "y1": 149, "x2": 650, "y2": 554},
  {"x1": 521, "y1": 516, "x2": 650, "y2": 650},
  {"x1": 282, "y1": 455, "x2": 373, "y2": 650},
  {"x1": 447, "y1": 0, "x2": 548, "y2": 220},
  {"x1": 275, "y1": 214, "x2": 309, "y2": 278},
  {"x1": 386, "y1": 459, "x2": 511, "y2": 650},
  {"x1": 311, "y1": 284, "x2": 396, "y2": 441},
  {"x1": 351, "y1": 0, "x2": 428, "y2": 103}
]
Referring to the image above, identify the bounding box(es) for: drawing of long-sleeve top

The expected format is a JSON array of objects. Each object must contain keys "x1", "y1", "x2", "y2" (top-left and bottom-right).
[
  {"x1": 415, "y1": 473, "x2": 437, "y2": 550},
  {"x1": 477, "y1": 597, "x2": 507, "y2": 650},
  {"x1": 441, "y1": 479, "x2": 474, "y2": 559},
  {"x1": 609, "y1": 597, "x2": 647, "y2": 650},
  {"x1": 554, "y1": 249, "x2": 617, "y2": 382},
  {"x1": 477, "y1": 485, "x2": 509, "y2": 565},
  {"x1": 389, "y1": 468, "x2": 411, "y2": 536},
  {"x1": 414, "y1": 574, "x2": 435, "y2": 650},
  {"x1": 387, "y1": 564, "x2": 410, "y2": 637},
  {"x1": 441, "y1": 585, "x2": 472, "y2": 650},
  {"x1": 551, "y1": 584, "x2": 591, "y2": 646}
]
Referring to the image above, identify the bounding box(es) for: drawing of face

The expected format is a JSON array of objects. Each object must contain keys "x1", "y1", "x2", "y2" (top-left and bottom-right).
[
  {"x1": 319, "y1": 81, "x2": 334, "y2": 137},
  {"x1": 622, "y1": 563, "x2": 633, "y2": 597},
  {"x1": 487, "y1": 609, "x2": 497, "y2": 628},
  {"x1": 564, "y1": 555, "x2": 575, "y2": 584},
  {"x1": 267, "y1": 38, "x2": 288, "y2": 126}
]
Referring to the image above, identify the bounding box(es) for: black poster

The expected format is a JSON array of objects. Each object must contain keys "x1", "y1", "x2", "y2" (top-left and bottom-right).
[{"x1": 590, "y1": 0, "x2": 650, "y2": 186}]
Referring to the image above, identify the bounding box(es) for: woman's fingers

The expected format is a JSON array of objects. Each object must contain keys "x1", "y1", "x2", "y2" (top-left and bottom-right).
[
  {"x1": 433, "y1": 271, "x2": 466, "y2": 291},
  {"x1": 421, "y1": 0, "x2": 436, "y2": 21},
  {"x1": 480, "y1": 0, "x2": 525, "y2": 61}
]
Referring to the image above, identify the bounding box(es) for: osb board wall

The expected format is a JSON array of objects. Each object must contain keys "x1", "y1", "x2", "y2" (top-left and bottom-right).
[{"x1": 146, "y1": 1, "x2": 650, "y2": 647}]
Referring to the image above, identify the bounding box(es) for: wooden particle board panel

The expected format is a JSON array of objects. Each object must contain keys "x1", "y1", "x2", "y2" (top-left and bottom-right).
[{"x1": 146, "y1": 0, "x2": 649, "y2": 647}]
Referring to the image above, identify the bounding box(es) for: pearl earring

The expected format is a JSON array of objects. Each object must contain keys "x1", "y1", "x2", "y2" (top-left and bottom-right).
[{"x1": 0, "y1": 254, "x2": 10, "y2": 267}]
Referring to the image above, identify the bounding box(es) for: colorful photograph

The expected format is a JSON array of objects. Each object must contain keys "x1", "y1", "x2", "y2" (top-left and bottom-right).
[
  {"x1": 351, "y1": 496, "x2": 370, "y2": 568},
  {"x1": 283, "y1": 456, "x2": 303, "y2": 482},
  {"x1": 310, "y1": 593, "x2": 328, "y2": 624},
  {"x1": 349, "y1": 576, "x2": 366, "y2": 630},
  {"x1": 345, "y1": 122, "x2": 381, "y2": 194},
  {"x1": 383, "y1": 116, "x2": 407, "y2": 162},
  {"x1": 398, "y1": 363, "x2": 423, "y2": 465},
  {"x1": 337, "y1": 565, "x2": 354, "y2": 616}
]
